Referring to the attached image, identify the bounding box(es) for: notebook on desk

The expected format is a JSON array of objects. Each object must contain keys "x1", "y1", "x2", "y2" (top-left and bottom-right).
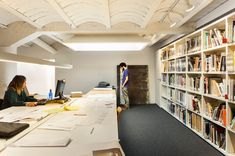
[{"x1": 0, "y1": 122, "x2": 29, "y2": 138}]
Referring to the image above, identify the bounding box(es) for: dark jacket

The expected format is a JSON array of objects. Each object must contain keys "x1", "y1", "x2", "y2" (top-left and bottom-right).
[{"x1": 2, "y1": 88, "x2": 37, "y2": 109}]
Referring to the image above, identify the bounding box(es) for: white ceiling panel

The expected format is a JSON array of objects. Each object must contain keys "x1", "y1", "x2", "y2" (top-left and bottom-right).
[
  {"x1": 0, "y1": 0, "x2": 228, "y2": 50},
  {"x1": 0, "y1": 8, "x2": 20, "y2": 26}
]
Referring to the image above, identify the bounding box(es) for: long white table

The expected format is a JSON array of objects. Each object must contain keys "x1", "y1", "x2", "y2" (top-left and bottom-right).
[{"x1": 0, "y1": 89, "x2": 124, "y2": 156}]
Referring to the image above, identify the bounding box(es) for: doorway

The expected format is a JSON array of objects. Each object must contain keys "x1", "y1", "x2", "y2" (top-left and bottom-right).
[{"x1": 117, "y1": 65, "x2": 149, "y2": 105}]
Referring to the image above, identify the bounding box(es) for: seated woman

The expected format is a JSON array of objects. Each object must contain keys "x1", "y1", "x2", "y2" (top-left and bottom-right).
[{"x1": 2, "y1": 75, "x2": 38, "y2": 109}]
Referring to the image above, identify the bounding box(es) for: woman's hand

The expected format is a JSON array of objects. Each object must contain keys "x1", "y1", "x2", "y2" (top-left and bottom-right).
[{"x1": 25, "y1": 102, "x2": 37, "y2": 107}]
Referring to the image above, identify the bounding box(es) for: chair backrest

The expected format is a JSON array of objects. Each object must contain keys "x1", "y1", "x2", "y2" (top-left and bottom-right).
[{"x1": 0, "y1": 99, "x2": 3, "y2": 110}]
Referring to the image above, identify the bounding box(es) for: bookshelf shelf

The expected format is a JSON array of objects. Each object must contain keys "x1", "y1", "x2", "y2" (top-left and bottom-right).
[
  {"x1": 203, "y1": 94, "x2": 226, "y2": 102},
  {"x1": 187, "y1": 109, "x2": 201, "y2": 116},
  {"x1": 174, "y1": 86, "x2": 186, "y2": 91},
  {"x1": 175, "y1": 102, "x2": 186, "y2": 108},
  {"x1": 203, "y1": 45, "x2": 226, "y2": 53},
  {"x1": 158, "y1": 11, "x2": 235, "y2": 155},
  {"x1": 161, "y1": 83, "x2": 168, "y2": 87},
  {"x1": 161, "y1": 95, "x2": 168, "y2": 100},
  {"x1": 203, "y1": 115, "x2": 226, "y2": 128},
  {"x1": 228, "y1": 127, "x2": 235, "y2": 134},
  {"x1": 204, "y1": 138, "x2": 227, "y2": 155},
  {"x1": 187, "y1": 51, "x2": 202, "y2": 56},
  {"x1": 187, "y1": 72, "x2": 201, "y2": 74},
  {"x1": 202, "y1": 72, "x2": 226, "y2": 75},
  {"x1": 187, "y1": 89, "x2": 202, "y2": 95},
  {"x1": 168, "y1": 85, "x2": 175, "y2": 88},
  {"x1": 228, "y1": 101, "x2": 235, "y2": 105},
  {"x1": 228, "y1": 42, "x2": 235, "y2": 47},
  {"x1": 175, "y1": 54, "x2": 187, "y2": 59},
  {"x1": 161, "y1": 59, "x2": 168, "y2": 62},
  {"x1": 175, "y1": 72, "x2": 186, "y2": 74},
  {"x1": 168, "y1": 57, "x2": 175, "y2": 61}
]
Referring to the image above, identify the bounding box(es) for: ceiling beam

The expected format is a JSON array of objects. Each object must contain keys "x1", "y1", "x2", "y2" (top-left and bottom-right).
[
  {"x1": 141, "y1": 0, "x2": 162, "y2": 28},
  {"x1": 11, "y1": 32, "x2": 42, "y2": 48},
  {"x1": 0, "y1": 23, "x2": 7, "y2": 29},
  {"x1": 0, "y1": 51, "x2": 72, "y2": 69},
  {"x1": 41, "y1": 22, "x2": 194, "y2": 35},
  {"x1": 32, "y1": 38, "x2": 57, "y2": 54},
  {"x1": 0, "y1": 22, "x2": 38, "y2": 47},
  {"x1": 46, "y1": 0, "x2": 76, "y2": 29},
  {"x1": 103, "y1": 0, "x2": 111, "y2": 29},
  {"x1": 47, "y1": 34, "x2": 66, "y2": 45},
  {"x1": 0, "y1": 1, "x2": 42, "y2": 28}
]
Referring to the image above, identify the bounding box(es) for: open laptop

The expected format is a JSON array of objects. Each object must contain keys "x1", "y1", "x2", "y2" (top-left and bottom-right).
[{"x1": 0, "y1": 122, "x2": 29, "y2": 138}]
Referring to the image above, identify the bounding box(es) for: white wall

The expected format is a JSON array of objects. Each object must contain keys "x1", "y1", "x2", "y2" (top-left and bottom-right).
[
  {"x1": 17, "y1": 63, "x2": 55, "y2": 96},
  {"x1": 0, "y1": 62, "x2": 17, "y2": 98},
  {"x1": 19, "y1": 44, "x2": 156, "y2": 103}
]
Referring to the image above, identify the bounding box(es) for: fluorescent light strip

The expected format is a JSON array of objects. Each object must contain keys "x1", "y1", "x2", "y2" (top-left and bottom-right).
[
  {"x1": 170, "y1": 22, "x2": 176, "y2": 28},
  {"x1": 185, "y1": 5, "x2": 195, "y2": 12},
  {"x1": 64, "y1": 42, "x2": 148, "y2": 51}
]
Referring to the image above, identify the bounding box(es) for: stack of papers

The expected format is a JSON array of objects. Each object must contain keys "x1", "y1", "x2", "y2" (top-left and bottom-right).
[
  {"x1": 0, "y1": 107, "x2": 48, "y2": 122},
  {"x1": 38, "y1": 112, "x2": 91, "y2": 131},
  {"x1": 14, "y1": 129, "x2": 71, "y2": 147},
  {"x1": 70, "y1": 91, "x2": 83, "y2": 98}
]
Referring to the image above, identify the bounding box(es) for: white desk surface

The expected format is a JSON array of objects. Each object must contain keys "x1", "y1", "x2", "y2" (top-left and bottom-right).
[{"x1": 0, "y1": 89, "x2": 124, "y2": 156}]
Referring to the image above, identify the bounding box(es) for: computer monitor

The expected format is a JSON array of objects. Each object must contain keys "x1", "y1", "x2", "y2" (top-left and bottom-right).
[{"x1": 55, "y1": 79, "x2": 66, "y2": 99}]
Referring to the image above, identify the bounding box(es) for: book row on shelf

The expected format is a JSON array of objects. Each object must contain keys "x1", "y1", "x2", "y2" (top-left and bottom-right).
[
  {"x1": 188, "y1": 56, "x2": 201, "y2": 72},
  {"x1": 162, "y1": 97, "x2": 227, "y2": 151},
  {"x1": 204, "y1": 28, "x2": 226, "y2": 49},
  {"x1": 204, "y1": 120, "x2": 226, "y2": 150},
  {"x1": 188, "y1": 112, "x2": 201, "y2": 133},
  {"x1": 159, "y1": 12, "x2": 235, "y2": 155},
  {"x1": 204, "y1": 77, "x2": 226, "y2": 97},
  {"x1": 204, "y1": 53, "x2": 226, "y2": 72},
  {"x1": 161, "y1": 74, "x2": 229, "y2": 99},
  {"x1": 162, "y1": 86, "x2": 228, "y2": 125},
  {"x1": 161, "y1": 51, "x2": 228, "y2": 73}
]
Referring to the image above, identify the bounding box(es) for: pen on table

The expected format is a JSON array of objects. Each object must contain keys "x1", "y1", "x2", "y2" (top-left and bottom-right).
[{"x1": 90, "y1": 127, "x2": 94, "y2": 134}]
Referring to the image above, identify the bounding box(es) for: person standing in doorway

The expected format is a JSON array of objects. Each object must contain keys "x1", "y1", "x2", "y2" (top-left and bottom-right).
[{"x1": 119, "y1": 62, "x2": 129, "y2": 109}]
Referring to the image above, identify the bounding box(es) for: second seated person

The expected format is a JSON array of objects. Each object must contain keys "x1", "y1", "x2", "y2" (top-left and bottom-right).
[{"x1": 2, "y1": 75, "x2": 38, "y2": 109}]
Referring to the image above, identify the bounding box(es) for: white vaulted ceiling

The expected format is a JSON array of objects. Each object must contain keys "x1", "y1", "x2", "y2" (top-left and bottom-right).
[{"x1": 0, "y1": 0, "x2": 228, "y2": 52}]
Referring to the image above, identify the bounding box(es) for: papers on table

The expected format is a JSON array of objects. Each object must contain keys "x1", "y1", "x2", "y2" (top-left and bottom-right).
[
  {"x1": 0, "y1": 107, "x2": 48, "y2": 123},
  {"x1": 38, "y1": 111, "x2": 91, "y2": 131},
  {"x1": 86, "y1": 93, "x2": 114, "y2": 99},
  {"x1": 14, "y1": 129, "x2": 71, "y2": 147}
]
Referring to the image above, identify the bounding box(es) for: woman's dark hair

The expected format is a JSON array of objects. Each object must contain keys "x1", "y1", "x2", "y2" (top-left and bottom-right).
[
  {"x1": 8, "y1": 75, "x2": 26, "y2": 90},
  {"x1": 119, "y1": 62, "x2": 127, "y2": 67}
]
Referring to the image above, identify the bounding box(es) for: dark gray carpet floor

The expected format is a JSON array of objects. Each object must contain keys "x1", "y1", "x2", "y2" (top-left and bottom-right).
[{"x1": 118, "y1": 104, "x2": 225, "y2": 156}]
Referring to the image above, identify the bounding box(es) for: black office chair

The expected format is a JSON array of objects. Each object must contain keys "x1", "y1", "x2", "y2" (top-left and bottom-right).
[{"x1": 0, "y1": 99, "x2": 3, "y2": 110}]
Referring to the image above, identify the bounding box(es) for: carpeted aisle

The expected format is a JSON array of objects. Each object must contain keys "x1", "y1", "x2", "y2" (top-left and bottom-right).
[{"x1": 118, "y1": 104, "x2": 224, "y2": 156}]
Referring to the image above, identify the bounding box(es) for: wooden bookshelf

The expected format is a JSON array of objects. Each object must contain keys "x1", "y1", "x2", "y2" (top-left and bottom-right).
[{"x1": 159, "y1": 11, "x2": 235, "y2": 156}]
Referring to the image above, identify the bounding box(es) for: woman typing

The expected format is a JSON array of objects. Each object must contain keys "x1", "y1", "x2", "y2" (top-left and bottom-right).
[{"x1": 2, "y1": 75, "x2": 38, "y2": 109}]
